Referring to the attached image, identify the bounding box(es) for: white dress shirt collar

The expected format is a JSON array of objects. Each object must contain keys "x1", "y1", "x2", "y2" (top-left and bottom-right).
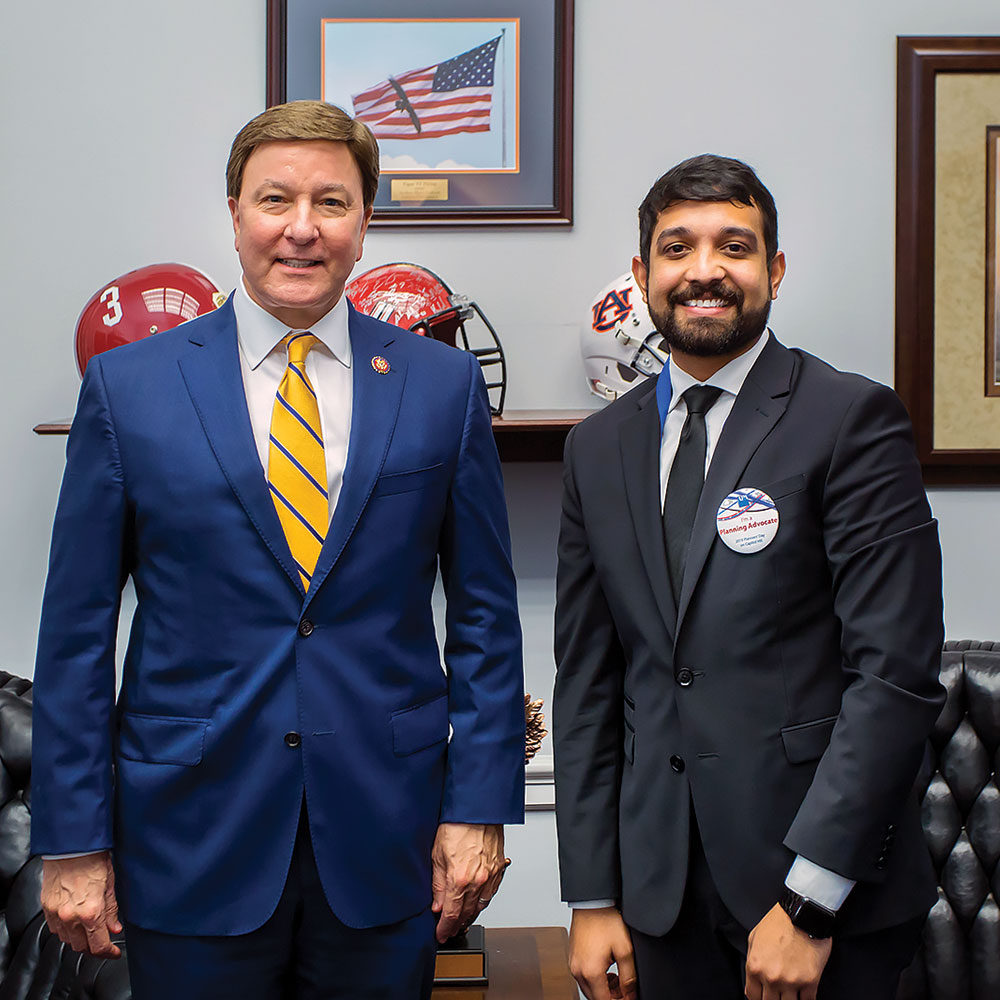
[
  {"x1": 232, "y1": 278, "x2": 352, "y2": 371},
  {"x1": 667, "y1": 328, "x2": 771, "y2": 407}
]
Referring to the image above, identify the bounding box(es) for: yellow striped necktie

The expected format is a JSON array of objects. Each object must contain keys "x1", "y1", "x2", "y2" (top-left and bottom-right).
[{"x1": 268, "y1": 333, "x2": 328, "y2": 590}]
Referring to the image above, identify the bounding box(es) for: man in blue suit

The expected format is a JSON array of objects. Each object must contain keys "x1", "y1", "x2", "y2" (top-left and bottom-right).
[{"x1": 31, "y1": 101, "x2": 525, "y2": 999}]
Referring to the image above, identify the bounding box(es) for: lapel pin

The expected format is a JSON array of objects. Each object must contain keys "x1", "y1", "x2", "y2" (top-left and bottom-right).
[
  {"x1": 716, "y1": 488, "x2": 779, "y2": 554},
  {"x1": 371, "y1": 356, "x2": 390, "y2": 374}
]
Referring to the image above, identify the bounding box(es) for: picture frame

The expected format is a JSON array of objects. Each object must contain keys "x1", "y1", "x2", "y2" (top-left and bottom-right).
[
  {"x1": 895, "y1": 36, "x2": 1000, "y2": 484},
  {"x1": 266, "y1": 0, "x2": 574, "y2": 227},
  {"x1": 987, "y1": 125, "x2": 1000, "y2": 398}
]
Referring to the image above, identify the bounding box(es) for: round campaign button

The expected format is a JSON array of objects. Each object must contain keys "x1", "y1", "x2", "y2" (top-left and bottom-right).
[{"x1": 716, "y1": 488, "x2": 779, "y2": 554}]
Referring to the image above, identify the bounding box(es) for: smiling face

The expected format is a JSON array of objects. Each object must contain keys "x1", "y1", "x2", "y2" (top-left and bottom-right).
[
  {"x1": 228, "y1": 139, "x2": 373, "y2": 328},
  {"x1": 632, "y1": 199, "x2": 785, "y2": 377}
]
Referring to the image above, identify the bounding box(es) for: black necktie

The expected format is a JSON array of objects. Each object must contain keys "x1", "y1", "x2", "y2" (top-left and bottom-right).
[{"x1": 663, "y1": 385, "x2": 723, "y2": 601}]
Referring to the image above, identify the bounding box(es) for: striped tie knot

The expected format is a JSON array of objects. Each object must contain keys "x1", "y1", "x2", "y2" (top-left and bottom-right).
[
  {"x1": 285, "y1": 332, "x2": 320, "y2": 367},
  {"x1": 269, "y1": 332, "x2": 327, "y2": 591}
]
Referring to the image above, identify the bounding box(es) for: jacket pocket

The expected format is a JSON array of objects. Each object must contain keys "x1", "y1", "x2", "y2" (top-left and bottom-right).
[
  {"x1": 118, "y1": 713, "x2": 209, "y2": 766},
  {"x1": 757, "y1": 473, "x2": 805, "y2": 500},
  {"x1": 391, "y1": 694, "x2": 448, "y2": 755},
  {"x1": 780, "y1": 715, "x2": 837, "y2": 764},
  {"x1": 372, "y1": 463, "x2": 444, "y2": 498}
]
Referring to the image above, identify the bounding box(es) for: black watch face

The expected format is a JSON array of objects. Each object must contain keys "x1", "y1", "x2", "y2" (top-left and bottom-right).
[{"x1": 783, "y1": 892, "x2": 834, "y2": 938}]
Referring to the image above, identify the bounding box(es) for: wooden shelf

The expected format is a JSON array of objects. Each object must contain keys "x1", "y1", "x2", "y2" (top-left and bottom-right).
[
  {"x1": 34, "y1": 409, "x2": 597, "y2": 463},
  {"x1": 491, "y1": 409, "x2": 595, "y2": 462},
  {"x1": 32, "y1": 420, "x2": 74, "y2": 436}
]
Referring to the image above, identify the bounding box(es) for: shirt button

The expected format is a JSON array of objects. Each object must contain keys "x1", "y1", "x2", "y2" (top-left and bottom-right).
[
  {"x1": 298, "y1": 619, "x2": 314, "y2": 637},
  {"x1": 284, "y1": 732, "x2": 301, "y2": 748},
  {"x1": 676, "y1": 668, "x2": 694, "y2": 687},
  {"x1": 669, "y1": 755, "x2": 685, "y2": 773}
]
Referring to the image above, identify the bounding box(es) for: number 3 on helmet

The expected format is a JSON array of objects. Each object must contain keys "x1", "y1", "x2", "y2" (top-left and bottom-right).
[
  {"x1": 75, "y1": 263, "x2": 227, "y2": 376},
  {"x1": 346, "y1": 263, "x2": 507, "y2": 415}
]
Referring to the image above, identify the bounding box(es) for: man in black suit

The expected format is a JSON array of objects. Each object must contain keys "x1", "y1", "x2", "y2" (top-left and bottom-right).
[{"x1": 553, "y1": 155, "x2": 944, "y2": 1000}]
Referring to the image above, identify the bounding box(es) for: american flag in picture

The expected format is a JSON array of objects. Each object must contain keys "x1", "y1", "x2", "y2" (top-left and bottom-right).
[{"x1": 352, "y1": 35, "x2": 501, "y2": 140}]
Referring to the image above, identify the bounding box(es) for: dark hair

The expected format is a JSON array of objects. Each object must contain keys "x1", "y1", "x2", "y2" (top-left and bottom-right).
[
  {"x1": 637, "y1": 154, "x2": 778, "y2": 268},
  {"x1": 227, "y1": 101, "x2": 380, "y2": 209}
]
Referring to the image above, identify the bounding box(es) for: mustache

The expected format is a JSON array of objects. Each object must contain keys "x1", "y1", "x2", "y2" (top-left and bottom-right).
[{"x1": 668, "y1": 280, "x2": 743, "y2": 308}]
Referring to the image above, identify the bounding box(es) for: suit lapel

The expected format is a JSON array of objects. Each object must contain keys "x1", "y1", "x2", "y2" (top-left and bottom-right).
[
  {"x1": 620, "y1": 383, "x2": 677, "y2": 640},
  {"x1": 675, "y1": 337, "x2": 797, "y2": 633},
  {"x1": 305, "y1": 308, "x2": 405, "y2": 606},
  {"x1": 177, "y1": 299, "x2": 303, "y2": 593}
]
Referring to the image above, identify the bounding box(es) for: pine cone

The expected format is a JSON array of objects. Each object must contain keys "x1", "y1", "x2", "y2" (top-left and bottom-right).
[{"x1": 524, "y1": 693, "x2": 547, "y2": 764}]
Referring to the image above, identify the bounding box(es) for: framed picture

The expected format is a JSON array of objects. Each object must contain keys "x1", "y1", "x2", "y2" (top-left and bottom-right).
[
  {"x1": 896, "y1": 36, "x2": 1000, "y2": 484},
  {"x1": 988, "y1": 125, "x2": 1000, "y2": 397},
  {"x1": 266, "y1": 0, "x2": 574, "y2": 227}
]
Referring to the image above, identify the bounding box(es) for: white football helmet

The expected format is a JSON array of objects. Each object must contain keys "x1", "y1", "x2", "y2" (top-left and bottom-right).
[{"x1": 581, "y1": 271, "x2": 668, "y2": 401}]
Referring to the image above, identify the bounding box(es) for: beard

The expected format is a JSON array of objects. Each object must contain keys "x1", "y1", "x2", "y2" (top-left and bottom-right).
[{"x1": 648, "y1": 279, "x2": 771, "y2": 358}]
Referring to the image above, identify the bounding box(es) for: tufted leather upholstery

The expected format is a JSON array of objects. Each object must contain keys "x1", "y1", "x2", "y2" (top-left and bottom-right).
[
  {"x1": 0, "y1": 671, "x2": 129, "y2": 1000},
  {"x1": 897, "y1": 640, "x2": 1000, "y2": 999}
]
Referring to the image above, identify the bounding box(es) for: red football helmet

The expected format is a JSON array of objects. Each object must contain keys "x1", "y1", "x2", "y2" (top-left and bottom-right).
[
  {"x1": 75, "y1": 263, "x2": 228, "y2": 376},
  {"x1": 346, "y1": 263, "x2": 507, "y2": 414}
]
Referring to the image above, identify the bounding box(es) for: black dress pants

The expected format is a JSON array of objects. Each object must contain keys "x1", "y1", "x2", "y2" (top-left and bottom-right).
[{"x1": 628, "y1": 818, "x2": 924, "y2": 1000}]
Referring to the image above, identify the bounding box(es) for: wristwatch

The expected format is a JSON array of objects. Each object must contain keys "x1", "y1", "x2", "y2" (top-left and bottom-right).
[{"x1": 779, "y1": 887, "x2": 836, "y2": 939}]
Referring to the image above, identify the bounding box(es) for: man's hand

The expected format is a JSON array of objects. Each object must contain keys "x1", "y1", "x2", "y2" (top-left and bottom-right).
[
  {"x1": 567, "y1": 907, "x2": 637, "y2": 1000},
  {"x1": 41, "y1": 852, "x2": 122, "y2": 958},
  {"x1": 745, "y1": 903, "x2": 833, "y2": 1000},
  {"x1": 431, "y1": 822, "x2": 507, "y2": 944}
]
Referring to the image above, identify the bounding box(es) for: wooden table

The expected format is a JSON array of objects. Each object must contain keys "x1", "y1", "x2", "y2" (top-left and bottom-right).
[{"x1": 433, "y1": 927, "x2": 577, "y2": 1000}]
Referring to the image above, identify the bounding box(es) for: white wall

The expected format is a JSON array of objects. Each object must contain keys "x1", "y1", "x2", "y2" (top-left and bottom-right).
[{"x1": 3, "y1": 1, "x2": 1000, "y2": 930}]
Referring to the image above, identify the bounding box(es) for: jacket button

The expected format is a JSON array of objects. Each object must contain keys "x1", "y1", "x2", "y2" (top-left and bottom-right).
[
  {"x1": 676, "y1": 668, "x2": 694, "y2": 687},
  {"x1": 669, "y1": 755, "x2": 685, "y2": 773},
  {"x1": 298, "y1": 619, "x2": 314, "y2": 637},
  {"x1": 284, "y1": 732, "x2": 301, "y2": 748}
]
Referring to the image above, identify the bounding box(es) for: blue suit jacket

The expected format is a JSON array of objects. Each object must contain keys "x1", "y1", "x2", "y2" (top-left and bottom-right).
[{"x1": 31, "y1": 298, "x2": 525, "y2": 934}]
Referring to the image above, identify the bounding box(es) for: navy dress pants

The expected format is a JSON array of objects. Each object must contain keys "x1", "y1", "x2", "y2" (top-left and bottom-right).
[{"x1": 124, "y1": 809, "x2": 437, "y2": 1000}]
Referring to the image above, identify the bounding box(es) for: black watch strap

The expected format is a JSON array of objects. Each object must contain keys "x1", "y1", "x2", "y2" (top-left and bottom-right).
[{"x1": 779, "y1": 887, "x2": 837, "y2": 939}]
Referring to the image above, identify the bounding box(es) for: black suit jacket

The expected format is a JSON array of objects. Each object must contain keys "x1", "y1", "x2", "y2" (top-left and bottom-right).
[{"x1": 553, "y1": 335, "x2": 945, "y2": 937}]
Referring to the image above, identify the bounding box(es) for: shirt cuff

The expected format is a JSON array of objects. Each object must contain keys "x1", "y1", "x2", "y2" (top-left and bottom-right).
[
  {"x1": 785, "y1": 856, "x2": 856, "y2": 911},
  {"x1": 568, "y1": 899, "x2": 616, "y2": 909},
  {"x1": 41, "y1": 851, "x2": 105, "y2": 860}
]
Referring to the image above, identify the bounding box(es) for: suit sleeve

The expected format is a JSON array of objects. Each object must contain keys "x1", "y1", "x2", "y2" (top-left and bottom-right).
[
  {"x1": 31, "y1": 356, "x2": 130, "y2": 856},
  {"x1": 782, "y1": 380, "x2": 945, "y2": 881},
  {"x1": 552, "y1": 425, "x2": 628, "y2": 902},
  {"x1": 438, "y1": 352, "x2": 524, "y2": 825}
]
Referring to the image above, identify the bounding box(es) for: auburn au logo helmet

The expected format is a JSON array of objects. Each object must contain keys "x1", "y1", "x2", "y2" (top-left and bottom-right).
[
  {"x1": 347, "y1": 262, "x2": 507, "y2": 415},
  {"x1": 581, "y1": 271, "x2": 667, "y2": 402},
  {"x1": 75, "y1": 263, "x2": 227, "y2": 376}
]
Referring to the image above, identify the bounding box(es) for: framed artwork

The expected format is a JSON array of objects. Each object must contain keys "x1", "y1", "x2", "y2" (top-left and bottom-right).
[
  {"x1": 266, "y1": 0, "x2": 574, "y2": 226},
  {"x1": 896, "y1": 36, "x2": 1000, "y2": 484},
  {"x1": 988, "y1": 126, "x2": 1000, "y2": 397}
]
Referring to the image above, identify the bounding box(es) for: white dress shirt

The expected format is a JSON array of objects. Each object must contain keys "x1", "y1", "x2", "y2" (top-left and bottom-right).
[
  {"x1": 233, "y1": 279, "x2": 353, "y2": 521},
  {"x1": 658, "y1": 328, "x2": 770, "y2": 507},
  {"x1": 571, "y1": 331, "x2": 855, "y2": 914}
]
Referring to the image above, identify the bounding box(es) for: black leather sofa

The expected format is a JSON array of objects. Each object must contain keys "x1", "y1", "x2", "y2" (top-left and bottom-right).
[
  {"x1": 0, "y1": 672, "x2": 130, "y2": 999},
  {"x1": 898, "y1": 640, "x2": 1000, "y2": 999},
  {"x1": 2, "y1": 643, "x2": 997, "y2": 999}
]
